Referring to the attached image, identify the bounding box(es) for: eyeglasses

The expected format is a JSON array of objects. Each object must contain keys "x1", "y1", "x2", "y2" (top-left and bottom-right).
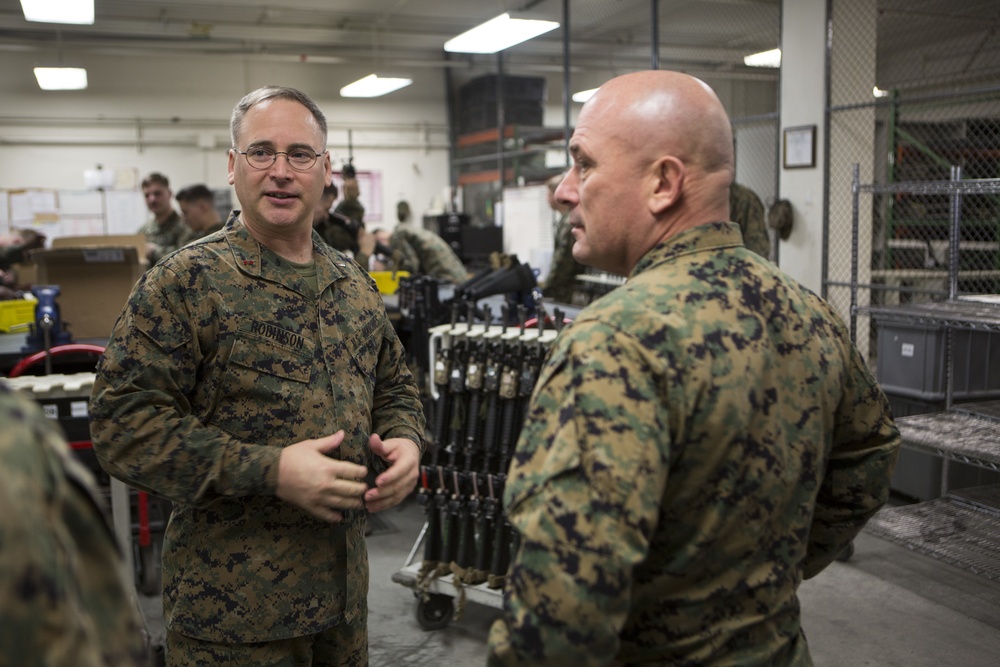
[{"x1": 235, "y1": 146, "x2": 326, "y2": 171}]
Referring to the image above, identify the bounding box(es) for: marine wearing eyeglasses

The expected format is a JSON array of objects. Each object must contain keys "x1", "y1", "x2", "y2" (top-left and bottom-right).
[{"x1": 90, "y1": 86, "x2": 425, "y2": 667}]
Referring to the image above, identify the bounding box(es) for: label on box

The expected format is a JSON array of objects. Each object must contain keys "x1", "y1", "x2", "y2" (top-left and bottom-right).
[
  {"x1": 42, "y1": 404, "x2": 58, "y2": 419},
  {"x1": 83, "y1": 249, "x2": 125, "y2": 263},
  {"x1": 901, "y1": 343, "x2": 915, "y2": 358},
  {"x1": 70, "y1": 401, "x2": 88, "y2": 418}
]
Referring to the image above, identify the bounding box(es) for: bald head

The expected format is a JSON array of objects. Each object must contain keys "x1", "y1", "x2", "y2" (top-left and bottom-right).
[
  {"x1": 587, "y1": 71, "x2": 734, "y2": 182},
  {"x1": 556, "y1": 71, "x2": 736, "y2": 275}
]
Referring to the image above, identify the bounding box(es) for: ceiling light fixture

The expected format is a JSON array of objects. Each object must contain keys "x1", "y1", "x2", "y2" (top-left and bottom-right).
[
  {"x1": 572, "y1": 88, "x2": 599, "y2": 103},
  {"x1": 21, "y1": 0, "x2": 94, "y2": 25},
  {"x1": 743, "y1": 48, "x2": 781, "y2": 68},
  {"x1": 34, "y1": 66, "x2": 88, "y2": 90},
  {"x1": 444, "y1": 12, "x2": 559, "y2": 54},
  {"x1": 340, "y1": 74, "x2": 412, "y2": 98}
]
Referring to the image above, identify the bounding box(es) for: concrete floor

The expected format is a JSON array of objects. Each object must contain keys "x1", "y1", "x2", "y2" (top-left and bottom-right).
[{"x1": 139, "y1": 493, "x2": 1000, "y2": 666}]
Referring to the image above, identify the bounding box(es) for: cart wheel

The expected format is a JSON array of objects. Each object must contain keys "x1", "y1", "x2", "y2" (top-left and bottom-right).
[
  {"x1": 836, "y1": 541, "x2": 855, "y2": 562},
  {"x1": 415, "y1": 593, "x2": 454, "y2": 631}
]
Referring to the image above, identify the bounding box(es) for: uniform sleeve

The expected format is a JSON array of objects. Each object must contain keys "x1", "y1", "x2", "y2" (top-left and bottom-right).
[
  {"x1": 89, "y1": 267, "x2": 282, "y2": 505},
  {"x1": 0, "y1": 390, "x2": 148, "y2": 667},
  {"x1": 487, "y1": 322, "x2": 669, "y2": 666},
  {"x1": 370, "y1": 306, "x2": 426, "y2": 454},
  {"x1": 802, "y1": 331, "x2": 901, "y2": 578}
]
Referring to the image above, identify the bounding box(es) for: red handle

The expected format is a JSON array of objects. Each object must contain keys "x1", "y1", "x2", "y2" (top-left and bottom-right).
[{"x1": 8, "y1": 343, "x2": 106, "y2": 378}]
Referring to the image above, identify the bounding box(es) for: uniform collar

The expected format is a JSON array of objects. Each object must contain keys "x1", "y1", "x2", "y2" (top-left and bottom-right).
[
  {"x1": 630, "y1": 221, "x2": 744, "y2": 279},
  {"x1": 223, "y1": 211, "x2": 350, "y2": 293}
]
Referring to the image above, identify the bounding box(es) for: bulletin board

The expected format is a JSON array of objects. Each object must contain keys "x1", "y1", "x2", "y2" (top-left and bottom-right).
[{"x1": 1, "y1": 188, "x2": 146, "y2": 241}]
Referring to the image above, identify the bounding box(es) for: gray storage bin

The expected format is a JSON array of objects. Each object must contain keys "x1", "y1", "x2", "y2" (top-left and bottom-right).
[{"x1": 875, "y1": 320, "x2": 1000, "y2": 401}]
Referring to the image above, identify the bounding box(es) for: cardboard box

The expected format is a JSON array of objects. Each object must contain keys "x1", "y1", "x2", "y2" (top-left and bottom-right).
[{"x1": 31, "y1": 235, "x2": 147, "y2": 340}]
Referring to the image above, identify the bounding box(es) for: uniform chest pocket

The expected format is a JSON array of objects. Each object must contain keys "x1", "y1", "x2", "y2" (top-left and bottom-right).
[
  {"x1": 213, "y1": 326, "x2": 314, "y2": 439},
  {"x1": 344, "y1": 314, "x2": 381, "y2": 381}
]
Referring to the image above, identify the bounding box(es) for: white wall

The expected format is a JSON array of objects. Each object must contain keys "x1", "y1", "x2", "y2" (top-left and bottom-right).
[
  {"x1": 0, "y1": 50, "x2": 451, "y2": 233},
  {"x1": 778, "y1": 0, "x2": 828, "y2": 293}
]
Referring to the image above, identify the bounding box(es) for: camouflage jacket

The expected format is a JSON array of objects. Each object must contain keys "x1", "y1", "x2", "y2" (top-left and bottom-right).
[
  {"x1": 334, "y1": 197, "x2": 366, "y2": 224},
  {"x1": 90, "y1": 211, "x2": 425, "y2": 643},
  {"x1": 315, "y1": 212, "x2": 370, "y2": 270},
  {"x1": 730, "y1": 182, "x2": 770, "y2": 259},
  {"x1": 177, "y1": 220, "x2": 225, "y2": 249},
  {"x1": 542, "y1": 214, "x2": 585, "y2": 304},
  {"x1": 0, "y1": 383, "x2": 147, "y2": 666},
  {"x1": 488, "y1": 222, "x2": 900, "y2": 666},
  {"x1": 138, "y1": 210, "x2": 187, "y2": 264},
  {"x1": 390, "y1": 225, "x2": 470, "y2": 284}
]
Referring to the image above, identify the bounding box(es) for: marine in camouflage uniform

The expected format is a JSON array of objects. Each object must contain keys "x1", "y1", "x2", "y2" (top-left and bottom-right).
[
  {"x1": 487, "y1": 71, "x2": 901, "y2": 667},
  {"x1": 0, "y1": 382, "x2": 148, "y2": 667},
  {"x1": 389, "y1": 224, "x2": 471, "y2": 284},
  {"x1": 315, "y1": 211, "x2": 371, "y2": 270},
  {"x1": 730, "y1": 181, "x2": 770, "y2": 258},
  {"x1": 542, "y1": 213, "x2": 586, "y2": 304},
  {"x1": 139, "y1": 210, "x2": 188, "y2": 264},
  {"x1": 90, "y1": 213, "x2": 425, "y2": 654},
  {"x1": 488, "y1": 222, "x2": 900, "y2": 666}
]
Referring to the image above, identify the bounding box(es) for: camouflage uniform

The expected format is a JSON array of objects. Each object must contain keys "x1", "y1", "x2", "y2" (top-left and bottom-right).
[
  {"x1": 542, "y1": 214, "x2": 585, "y2": 304},
  {"x1": 487, "y1": 222, "x2": 900, "y2": 666},
  {"x1": 0, "y1": 382, "x2": 148, "y2": 667},
  {"x1": 730, "y1": 182, "x2": 771, "y2": 259},
  {"x1": 138, "y1": 210, "x2": 188, "y2": 264},
  {"x1": 315, "y1": 212, "x2": 371, "y2": 270},
  {"x1": 90, "y1": 212, "x2": 425, "y2": 647},
  {"x1": 177, "y1": 221, "x2": 225, "y2": 249},
  {"x1": 390, "y1": 225, "x2": 471, "y2": 284},
  {"x1": 334, "y1": 197, "x2": 366, "y2": 225}
]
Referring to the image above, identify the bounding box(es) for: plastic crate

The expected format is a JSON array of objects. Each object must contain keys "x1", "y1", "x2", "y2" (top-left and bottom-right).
[
  {"x1": 876, "y1": 320, "x2": 1000, "y2": 401},
  {"x1": 0, "y1": 297, "x2": 35, "y2": 332}
]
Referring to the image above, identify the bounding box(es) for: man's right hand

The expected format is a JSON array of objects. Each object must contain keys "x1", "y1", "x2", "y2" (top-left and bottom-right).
[{"x1": 276, "y1": 430, "x2": 369, "y2": 523}]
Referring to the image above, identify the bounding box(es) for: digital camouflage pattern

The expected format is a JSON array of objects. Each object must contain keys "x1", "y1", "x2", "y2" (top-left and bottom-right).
[
  {"x1": 334, "y1": 197, "x2": 366, "y2": 225},
  {"x1": 487, "y1": 222, "x2": 900, "y2": 666},
  {"x1": 315, "y1": 212, "x2": 371, "y2": 270},
  {"x1": 730, "y1": 182, "x2": 771, "y2": 259},
  {"x1": 177, "y1": 220, "x2": 225, "y2": 249},
  {"x1": 0, "y1": 382, "x2": 148, "y2": 667},
  {"x1": 90, "y1": 212, "x2": 425, "y2": 644},
  {"x1": 138, "y1": 210, "x2": 188, "y2": 264},
  {"x1": 389, "y1": 225, "x2": 471, "y2": 284},
  {"x1": 542, "y1": 214, "x2": 586, "y2": 304}
]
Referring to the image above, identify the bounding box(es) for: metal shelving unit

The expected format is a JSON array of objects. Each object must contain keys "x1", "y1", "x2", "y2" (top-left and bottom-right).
[{"x1": 849, "y1": 167, "x2": 1000, "y2": 579}]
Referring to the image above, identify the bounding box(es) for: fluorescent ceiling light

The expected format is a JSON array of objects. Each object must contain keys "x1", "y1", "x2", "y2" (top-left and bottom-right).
[
  {"x1": 743, "y1": 48, "x2": 781, "y2": 68},
  {"x1": 572, "y1": 88, "x2": 599, "y2": 103},
  {"x1": 21, "y1": 0, "x2": 94, "y2": 25},
  {"x1": 445, "y1": 13, "x2": 559, "y2": 54},
  {"x1": 340, "y1": 74, "x2": 412, "y2": 98},
  {"x1": 34, "y1": 66, "x2": 88, "y2": 90}
]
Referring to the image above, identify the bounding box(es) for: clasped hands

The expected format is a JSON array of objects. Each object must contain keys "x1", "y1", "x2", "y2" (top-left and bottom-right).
[{"x1": 276, "y1": 429, "x2": 420, "y2": 523}]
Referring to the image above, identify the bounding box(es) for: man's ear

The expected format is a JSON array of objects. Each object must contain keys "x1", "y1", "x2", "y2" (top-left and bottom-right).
[{"x1": 649, "y1": 156, "x2": 685, "y2": 215}]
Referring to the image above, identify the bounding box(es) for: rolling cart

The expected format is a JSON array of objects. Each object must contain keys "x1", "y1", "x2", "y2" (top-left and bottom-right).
[{"x1": 391, "y1": 521, "x2": 504, "y2": 630}]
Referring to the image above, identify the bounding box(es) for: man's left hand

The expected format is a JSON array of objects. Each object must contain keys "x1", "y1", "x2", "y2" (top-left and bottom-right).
[{"x1": 364, "y1": 434, "x2": 420, "y2": 512}]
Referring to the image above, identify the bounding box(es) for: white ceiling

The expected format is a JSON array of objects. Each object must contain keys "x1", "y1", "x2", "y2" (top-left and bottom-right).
[
  {"x1": 0, "y1": 1, "x2": 784, "y2": 86},
  {"x1": 1, "y1": 1, "x2": 996, "y2": 98}
]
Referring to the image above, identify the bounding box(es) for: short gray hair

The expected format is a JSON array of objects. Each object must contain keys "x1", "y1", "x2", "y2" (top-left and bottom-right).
[{"x1": 230, "y1": 85, "x2": 327, "y2": 149}]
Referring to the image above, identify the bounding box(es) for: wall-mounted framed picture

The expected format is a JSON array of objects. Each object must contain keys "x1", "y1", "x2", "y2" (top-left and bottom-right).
[{"x1": 783, "y1": 125, "x2": 816, "y2": 169}]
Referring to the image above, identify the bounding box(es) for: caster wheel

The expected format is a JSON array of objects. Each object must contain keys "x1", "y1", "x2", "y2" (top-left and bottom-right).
[
  {"x1": 836, "y1": 541, "x2": 855, "y2": 562},
  {"x1": 415, "y1": 593, "x2": 454, "y2": 630}
]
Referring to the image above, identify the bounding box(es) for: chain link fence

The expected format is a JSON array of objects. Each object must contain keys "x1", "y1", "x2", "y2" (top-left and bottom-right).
[{"x1": 827, "y1": 0, "x2": 1000, "y2": 371}]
